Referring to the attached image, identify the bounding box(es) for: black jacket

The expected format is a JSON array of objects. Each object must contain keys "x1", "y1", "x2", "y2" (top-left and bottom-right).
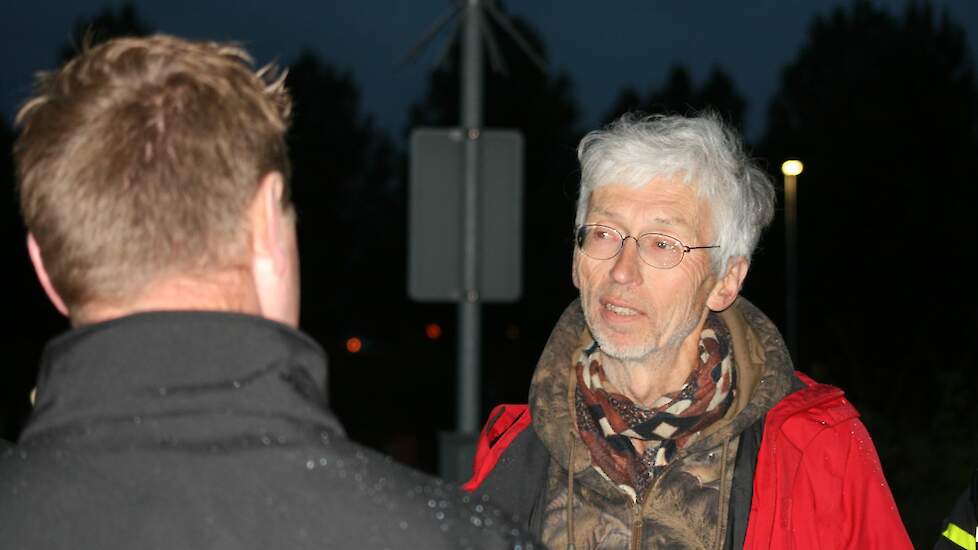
[
  {"x1": 936, "y1": 468, "x2": 978, "y2": 549},
  {"x1": 0, "y1": 312, "x2": 532, "y2": 549}
]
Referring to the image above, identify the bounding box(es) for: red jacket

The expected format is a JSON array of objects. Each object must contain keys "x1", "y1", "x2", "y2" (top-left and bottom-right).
[
  {"x1": 465, "y1": 372, "x2": 912, "y2": 549},
  {"x1": 743, "y1": 372, "x2": 912, "y2": 548}
]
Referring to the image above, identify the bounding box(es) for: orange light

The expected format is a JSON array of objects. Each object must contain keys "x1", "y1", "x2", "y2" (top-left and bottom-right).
[
  {"x1": 425, "y1": 323, "x2": 443, "y2": 340},
  {"x1": 345, "y1": 337, "x2": 363, "y2": 353}
]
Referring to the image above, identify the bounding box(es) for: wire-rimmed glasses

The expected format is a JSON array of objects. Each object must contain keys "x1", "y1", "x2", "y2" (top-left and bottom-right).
[{"x1": 575, "y1": 224, "x2": 719, "y2": 269}]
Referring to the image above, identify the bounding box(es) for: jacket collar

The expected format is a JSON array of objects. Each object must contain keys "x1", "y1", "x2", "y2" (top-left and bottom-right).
[
  {"x1": 21, "y1": 311, "x2": 343, "y2": 443},
  {"x1": 528, "y1": 297, "x2": 796, "y2": 475}
]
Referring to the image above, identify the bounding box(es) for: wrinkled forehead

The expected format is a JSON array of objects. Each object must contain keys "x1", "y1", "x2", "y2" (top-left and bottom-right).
[
  {"x1": 588, "y1": 163, "x2": 715, "y2": 199},
  {"x1": 586, "y1": 177, "x2": 715, "y2": 235}
]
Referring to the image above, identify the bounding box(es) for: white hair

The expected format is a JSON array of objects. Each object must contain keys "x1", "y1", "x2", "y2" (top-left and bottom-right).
[{"x1": 576, "y1": 112, "x2": 775, "y2": 274}]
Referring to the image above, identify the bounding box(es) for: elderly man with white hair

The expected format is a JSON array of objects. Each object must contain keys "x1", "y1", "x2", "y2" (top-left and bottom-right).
[{"x1": 465, "y1": 113, "x2": 913, "y2": 549}]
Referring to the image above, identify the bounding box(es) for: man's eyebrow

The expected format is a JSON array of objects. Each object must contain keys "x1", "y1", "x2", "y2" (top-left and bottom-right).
[
  {"x1": 586, "y1": 206, "x2": 693, "y2": 232},
  {"x1": 647, "y1": 216, "x2": 696, "y2": 229},
  {"x1": 589, "y1": 209, "x2": 686, "y2": 227},
  {"x1": 586, "y1": 205, "x2": 618, "y2": 219}
]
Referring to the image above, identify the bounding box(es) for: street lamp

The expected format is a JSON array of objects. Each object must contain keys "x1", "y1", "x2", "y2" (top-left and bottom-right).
[{"x1": 781, "y1": 160, "x2": 803, "y2": 363}]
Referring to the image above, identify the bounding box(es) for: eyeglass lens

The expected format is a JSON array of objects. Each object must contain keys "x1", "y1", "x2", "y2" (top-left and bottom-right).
[{"x1": 578, "y1": 225, "x2": 684, "y2": 268}]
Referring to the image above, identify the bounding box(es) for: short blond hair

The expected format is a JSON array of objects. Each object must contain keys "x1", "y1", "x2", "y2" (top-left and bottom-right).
[{"x1": 15, "y1": 34, "x2": 292, "y2": 310}]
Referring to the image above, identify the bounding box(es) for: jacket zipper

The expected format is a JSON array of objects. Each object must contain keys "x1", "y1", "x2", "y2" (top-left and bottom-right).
[
  {"x1": 631, "y1": 457, "x2": 684, "y2": 549},
  {"x1": 630, "y1": 502, "x2": 643, "y2": 550}
]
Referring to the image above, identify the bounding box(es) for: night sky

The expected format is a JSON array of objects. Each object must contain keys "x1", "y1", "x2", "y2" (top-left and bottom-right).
[{"x1": 3, "y1": 0, "x2": 977, "y2": 139}]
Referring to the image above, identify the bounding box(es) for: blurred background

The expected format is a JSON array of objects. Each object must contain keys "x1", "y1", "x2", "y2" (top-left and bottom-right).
[{"x1": 2, "y1": 1, "x2": 976, "y2": 546}]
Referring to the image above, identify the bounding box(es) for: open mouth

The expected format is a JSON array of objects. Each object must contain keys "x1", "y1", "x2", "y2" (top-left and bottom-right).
[
  {"x1": 600, "y1": 297, "x2": 643, "y2": 319},
  {"x1": 605, "y1": 302, "x2": 639, "y2": 316}
]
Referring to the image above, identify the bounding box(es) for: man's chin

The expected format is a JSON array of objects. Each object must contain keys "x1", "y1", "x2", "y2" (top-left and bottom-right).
[{"x1": 592, "y1": 329, "x2": 654, "y2": 362}]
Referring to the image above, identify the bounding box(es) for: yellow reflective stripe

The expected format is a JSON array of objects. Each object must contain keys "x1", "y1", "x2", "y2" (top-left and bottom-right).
[{"x1": 941, "y1": 522, "x2": 977, "y2": 550}]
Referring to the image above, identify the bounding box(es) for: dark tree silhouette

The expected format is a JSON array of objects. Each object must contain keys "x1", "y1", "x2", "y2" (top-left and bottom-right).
[
  {"x1": 761, "y1": 2, "x2": 978, "y2": 544},
  {"x1": 285, "y1": 50, "x2": 453, "y2": 467},
  {"x1": 0, "y1": 118, "x2": 44, "y2": 442},
  {"x1": 2, "y1": 3, "x2": 155, "y2": 443},
  {"x1": 407, "y1": 6, "x2": 581, "y2": 414},
  {"x1": 286, "y1": 50, "x2": 403, "y2": 340},
  {"x1": 602, "y1": 65, "x2": 748, "y2": 133}
]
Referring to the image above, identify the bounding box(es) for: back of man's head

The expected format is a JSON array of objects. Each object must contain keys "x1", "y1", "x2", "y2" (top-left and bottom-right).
[{"x1": 15, "y1": 34, "x2": 293, "y2": 320}]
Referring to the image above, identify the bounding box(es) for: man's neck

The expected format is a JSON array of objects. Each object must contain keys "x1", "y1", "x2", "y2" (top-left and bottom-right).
[
  {"x1": 72, "y1": 270, "x2": 260, "y2": 326},
  {"x1": 600, "y1": 323, "x2": 707, "y2": 408}
]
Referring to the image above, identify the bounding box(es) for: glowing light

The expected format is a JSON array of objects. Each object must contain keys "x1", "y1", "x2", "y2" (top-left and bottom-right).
[
  {"x1": 345, "y1": 337, "x2": 363, "y2": 353},
  {"x1": 781, "y1": 160, "x2": 804, "y2": 176},
  {"x1": 425, "y1": 323, "x2": 442, "y2": 340}
]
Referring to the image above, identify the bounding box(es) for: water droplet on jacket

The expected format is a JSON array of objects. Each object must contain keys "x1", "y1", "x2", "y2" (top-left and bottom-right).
[
  {"x1": 428, "y1": 499, "x2": 437, "y2": 508},
  {"x1": 306, "y1": 460, "x2": 314, "y2": 469},
  {"x1": 399, "y1": 520, "x2": 408, "y2": 529},
  {"x1": 158, "y1": 387, "x2": 167, "y2": 396},
  {"x1": 438, "y1": 499, "x2": 449, "y2": 509},
  {"x1": 133, "y1": 416, "x2": 142, "y2": 424},
  {"x1": 475, "y1": 504, "x2": 484, "y2": 513},
  {"x1": 232, "y1": 380, "x2": 241, "y2": 389},
  {"x1": 435, "y1": 511, "x2": 445, "y2": 520},
  {"x1": 470, "y1": 516, "x2": 482, "y2": 527},
  {"x1": 261, "y1": 436, "x2": 271, "y2": 445},
  {"x1": 319, "y1": 458, "x2": 327, "y2": 466}
]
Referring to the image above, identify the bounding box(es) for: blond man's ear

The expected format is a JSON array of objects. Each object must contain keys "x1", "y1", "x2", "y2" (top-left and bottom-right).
[
  {"x1": 27, "y1": 233, "x2": 69, "y2": 317},
  {"x1": 249, "y1": 172, "x2": 300, "y2": 327}
]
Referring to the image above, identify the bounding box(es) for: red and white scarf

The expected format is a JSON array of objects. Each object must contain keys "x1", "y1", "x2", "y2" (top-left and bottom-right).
[{"x1": 574, "y1": 313, "x2": 736, "y2": 502}]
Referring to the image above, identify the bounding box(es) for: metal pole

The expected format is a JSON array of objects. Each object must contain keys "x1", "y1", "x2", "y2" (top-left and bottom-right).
[
  {"x1": 457, "y1": 0, "x2": 483, "y2": 433},
  {"x1": 784, "y1": 173, "x2": 798, "y2": 363}
]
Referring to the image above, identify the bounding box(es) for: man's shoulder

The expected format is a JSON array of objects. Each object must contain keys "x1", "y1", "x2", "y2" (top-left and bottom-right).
[
  {"x1": 464, "y1": 404, "x2": 534, "y2": 491},
  {"x1": 463, "y1": 404, "x2": 550, "y2": 532},
  {"x1": 0, "y1": 433, "x2": 537, "y2": 549},
  {"x1": 766, "y1": 372, "x2": 860, "y2": 452}
]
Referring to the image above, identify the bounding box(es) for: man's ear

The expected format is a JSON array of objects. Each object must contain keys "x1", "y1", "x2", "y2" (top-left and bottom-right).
[
  {"x1": 250, "y1": 172, "x2": 288, "y2": 275},
  {"x1": 27, "y1": 233, "x2": 69, "y2": 317},
  {"x1": 707, "y1": 256, "x2": 748, "y2": 312},
  {"x1": 572, "y1": 252, "x2": 581, "y2": 289},
  {"x1": 249, "y1": 171, "x2": 299, "y2": 327}
]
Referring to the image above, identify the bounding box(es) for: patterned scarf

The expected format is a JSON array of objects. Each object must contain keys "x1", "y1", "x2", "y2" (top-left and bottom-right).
[{"x1": 575, "y1": 313, "x2": 736, "y2": 502}]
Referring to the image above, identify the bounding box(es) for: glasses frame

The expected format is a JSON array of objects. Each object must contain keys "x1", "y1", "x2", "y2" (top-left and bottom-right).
[{"x1": 575, "y1": 223, "x2": 719, "y2": 269}]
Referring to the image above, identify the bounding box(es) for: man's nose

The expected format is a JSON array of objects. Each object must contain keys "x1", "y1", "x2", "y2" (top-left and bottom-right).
[{"x1": 610, "y1": 237, "x2": 643, "y2": 285}]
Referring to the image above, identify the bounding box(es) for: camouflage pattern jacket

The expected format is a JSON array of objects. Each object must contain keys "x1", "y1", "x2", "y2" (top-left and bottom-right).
[{"x1": 467, "y1": 298, "x2": 912, "y2": 549}]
